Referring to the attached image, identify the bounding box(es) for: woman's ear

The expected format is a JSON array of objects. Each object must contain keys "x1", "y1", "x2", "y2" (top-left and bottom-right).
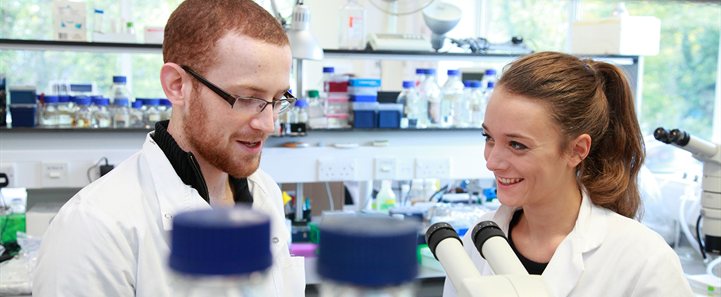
[
  {"x1": 568, "y1": 133, "x2": 592, "y2": 167},
  {"x1": 160, "y1": 63, "x2": 187, "y2": 108}
]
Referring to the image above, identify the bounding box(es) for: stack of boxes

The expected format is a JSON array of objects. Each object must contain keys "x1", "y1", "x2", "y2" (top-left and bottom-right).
[
  {"x1": 325, "y1": 74, "x2": 351, "y2": 128},
  {"x1": 8, "y1": 86, "x2": 38, "y2": 127},
  {"x1": 349, "y1": 78, "x2": 403, "y2": 129}
]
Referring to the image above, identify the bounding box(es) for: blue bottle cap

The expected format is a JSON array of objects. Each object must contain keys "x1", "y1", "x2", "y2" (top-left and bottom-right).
[
  {"x1": 114, "y1": 98, "x2": 129, "y2": 106},
  {"x1": 75, "y1": 97, "x2": 91, "y2": 106},
  {"x1": 131, "y1": 100, "x2": 143, "y2": 109},
  {"x1": 44, "y1": 95, "x2": 59, "y2": 103},
  {"x1": 402, "y1": 81, "x2": 414, "y2": 88},
  {"x1": 447, "y1": 69, "x2": 460, "y2": 76},
  {"x1": 323, "y1": 67, "x2": 335, "y2": 73},
  {"x1": 484, "y1": 69, "x2": 497, "y2": 75},
  {"x1": 144, "y1": 98, "x2": 160, "y2": 106},
  {"x1": 463, "y1": 80, "x2": 472, "y2": 88},
  {"x1": 426, "y1": 68, "x2": 436, "y2": 75},
  {"x1": 159, "y1": 99, "x2": 172, "y2": 106},
  {"x1": 318, "y1": 216, "x2": 419, "y2": 287},
  {"x1": 487, "y1": 81, "x2": 495, "y2": 89},
  {"x1": 59, "y1": 95, "x2": 70, "y2": 103},
  {"x1": 112, "y1": 76, "x2": 127, "y2": 83},
  {"x1": 415, "y1": 68, "x2": 426, "y2": 75},
  {"x1": 470, "y1": 80, "x2": 481, "y2": 88},
  {"x1": 96, "y1": 98, "x2": 110, "y2": 106},
  {"x1": 169, "y1": 207, "x2": 272, "y2": 276},
  {"x1": 294, "y1": 99, "x2": 308, "y2": 108}
]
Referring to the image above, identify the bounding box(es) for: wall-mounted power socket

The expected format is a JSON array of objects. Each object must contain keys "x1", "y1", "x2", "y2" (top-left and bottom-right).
[{"x1": 317, "y1": 158, "x2": 358, "y2": 181}]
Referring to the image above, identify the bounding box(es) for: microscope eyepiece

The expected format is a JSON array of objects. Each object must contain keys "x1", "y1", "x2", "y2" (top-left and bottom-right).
[
  {"x1": 669, "y1": 129, "x2": 691, "y2": 146},
  {"x1": 654, "y1": 127, "x2": 672, "y2": 144}
]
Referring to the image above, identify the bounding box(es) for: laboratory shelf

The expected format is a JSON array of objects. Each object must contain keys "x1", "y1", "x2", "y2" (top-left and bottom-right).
[{"x1": 0, "y1": 38, "x2": 162, "y2": 54}]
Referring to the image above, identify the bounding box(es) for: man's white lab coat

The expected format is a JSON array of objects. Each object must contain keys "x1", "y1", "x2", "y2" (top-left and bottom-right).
[
  {"x1": 33, "y1": 134, "x2": 305, "y2": 296},
  {"x1": 442, "y1": 191, "x2": 693, "y2": 297}
]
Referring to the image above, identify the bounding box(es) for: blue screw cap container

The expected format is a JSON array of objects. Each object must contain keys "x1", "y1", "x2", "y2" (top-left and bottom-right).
[
  {"x1": 113, "y1": 76, "x2": 127, "y2": 83},
  {"x1": 447, "y1": 69, "x2": 460, "y2": 76},
  {"x1": 470, "y1": 80, "x2": 481, "y2": 88},
  {"x1": 318, "y1": 216, "x2": 419, "y2": 287},
  {"x1": 402, "y1": 81, "x2": 415, "y2": 88},
  {"x1": 169, "y1": 207, "x2": 272, "y2": 276},
  {"x1": 323, "y1": 67, "x2": 335, "y2": 73}
]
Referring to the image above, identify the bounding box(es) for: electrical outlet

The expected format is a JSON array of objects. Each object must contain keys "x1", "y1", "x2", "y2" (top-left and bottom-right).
[
  {"x1": 317, "y1": 158, "x2": 358, "y2": 181},
  {"x1": 0, "y1": 163, "x2": 17, "y2": 187},
  {"x1": 373, "y1": 157, "x2": 397, "y2": 180},
  {"x1": 41, "y1": 162, "x2": 69, "y2": 187},
  {"x1": 415, "y1": 157, "x2": 451, "y2": 178}
]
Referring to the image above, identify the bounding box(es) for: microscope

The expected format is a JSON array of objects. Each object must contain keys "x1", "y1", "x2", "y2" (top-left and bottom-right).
[
  {"x1": 654, "y1": 127, "x2": 721, "y2": 256},
  {"x1": 425, "y1": 221, "x2": 552, "y2": 297}
]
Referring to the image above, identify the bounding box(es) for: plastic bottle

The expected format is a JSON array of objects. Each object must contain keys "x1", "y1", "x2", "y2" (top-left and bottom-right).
[
  {"x1": 73, "y1": 97, "x2": 93, "y2": 128},
  {"x1": 129, "y1": 100, "x2": 145, "y2": 128},
  {"x1": 479, "y1": 81, "x2": 495, "y2": 123},
  {"x1": 322, "y1": 66, "x2": 335, "y2": 96},
  {"x1": 317, "y1": 216, "x2": 419, "y2": 297},
  {"x1": 143, "y1": 98, "x2": 161, "y2": 128},
  {"x1": 111, "y1": 75, "x2": 131, "y2": 105},
  {"x1": 56, "y1": 95, "x2": 74, "y2": 128},
  {"x1": 93, "y1": 97, "x2": 112, "y2": 128},
  {"x1": 375, "y1": 180, "x2": 397, "y2": 211},
  {"x1": 112, "y1": 98, "x2": 130, "y2": 128},
  {"x1": 290, "y1": 99, "x2": 308, "y2": 136},
  {"x1": 414, "y1": 68, "x2": 427, "y2": 88},
  {"x1": 420, "y1": 68, "x2": 440, "y2": 127},
  {"x1": 169, "y1": 207, "x2": 274, "y2": 297},
  {"x1": 397, "y1": 80, "x2": 420, "y2": 129},
  {"x1": 338, "y1": 0, "x2": 366, "y2": 50},
  {"x1": 455, "y1": 81, "x2": 474, "y2": 128},
  {"x1": 440, "y1": 69, "x2": 464, "y2": 128},
  {"x1": 306, "y1": 90, "x2": 325, "y2": 129},
  {"x1": 468, "y1": 80, "x2": 484, "y2": 128},
  {"x1": 159, "y1": 98, "x2": 172, "y2": 121},
  {"x1": 481, "y1": 69, "x2": 498, "y2": 91},
  {"x1": 40, "y1": 95, "x2": 60, "y2": 128},
  {"x1": 407, "y1": 179, "x2": 427, "y2": 205}
]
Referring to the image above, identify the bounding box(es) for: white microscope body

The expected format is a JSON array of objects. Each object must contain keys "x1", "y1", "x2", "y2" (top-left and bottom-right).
[
  {"x1": 426, "y1": 221, "x2": 552, "y2": 297},
  {"x1": 654, "y1": 127, "x2": 721, "y2": 255}
]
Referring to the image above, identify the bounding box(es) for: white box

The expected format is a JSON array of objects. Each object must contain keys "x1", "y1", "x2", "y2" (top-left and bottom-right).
[
  {"x1": 571, "y1": 16, "x2": 660, "y2": 56},
  {"x1": 52, "y1": 0, "x2": 87, "y2": 41}
]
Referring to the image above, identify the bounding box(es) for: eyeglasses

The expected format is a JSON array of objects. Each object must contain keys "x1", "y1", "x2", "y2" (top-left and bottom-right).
[{"x1": 181, "y1": 65, "x2": 296, "y2": 115}]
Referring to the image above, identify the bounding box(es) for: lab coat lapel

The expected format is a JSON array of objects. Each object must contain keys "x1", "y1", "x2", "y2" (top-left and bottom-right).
[
  {"x1": 141, "y1": 133, "x2": 210, "y2": 232},
  {"x1": 543, "y1": 191, "x2": 607, "y2": 297}
]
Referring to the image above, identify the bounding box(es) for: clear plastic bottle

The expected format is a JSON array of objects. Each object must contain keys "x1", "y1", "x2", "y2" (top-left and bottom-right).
[
  {"x1": 322, "y1": 66, "x2": 335, "y2": 97},
  {"x1": 159, "y1": 98, "x2": 172, "y2": 121},
  {"x1": 56, "y1": 95, "x2": 74, "y2": 128},
  {"x1": 93, "y1": 97, "x2": 112, "y2": 128},
  {"x1": 111, "y1": 75, "x2": 131, "y2": 105},
  {"x1": 414, "y1": 68, "x2": 427, "y2": 88},
  {"x1": 318, "y1": 216, "x2": 419, "y2": 297},
  {"x1": 338, "y1": 0, "x2": 366, "y2": 50},
  {"x1": 129, "y1": 100, "x2": 145, "y2": 128},
  {"x1": 375, "y1": 180, "x2": 397, "y2": 211},
  {"x1": 479, "y1": 81, "x2": 495, "y2": 123},
  {"x1": 455, "y1": 80, "x2": 474, "y2": 128},
  {"x1": 73, "y1": 97, "x2": 93, "y2": 128},
  {"x1": 40, "y1": 95, "x2": 60, "y2": 128},
  {"x1": 306, "y1": 90, "x2": 325, "y2": 129},
  {"x1": 398, "y1": 80, "x2": 420, "y2": 129},
  {"x1": 481, "y1": 69, "x2": 498, "y2": 92},
  {"x1": 467, "y1": 80, "x2": 484, "y2": 128},
  {"x1": 420, "y1": 68, "x2": 440, "y2": 127},
  {"x1": 112, "y1": 98, "x2": 130, "y2": 128},
  {"x1": 143, "y1": 98, "x2": 161, "y2": 128},
  {"x1": 169, "y1": 207, "x2": 274, "y2": 297},
  {"x1": 290, "y1": 99, "x2": 308, "y2": 136},
  {"x1": 439, "y1": 69, "x2": 464, "y2": 128}
]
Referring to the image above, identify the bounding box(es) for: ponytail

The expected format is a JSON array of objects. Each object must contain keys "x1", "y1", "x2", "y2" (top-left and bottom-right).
[{"x1": 579, "y1": 61, "x2": 645, "y2": 219}]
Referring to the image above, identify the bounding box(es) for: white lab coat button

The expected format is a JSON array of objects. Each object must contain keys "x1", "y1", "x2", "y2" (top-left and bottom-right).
[{"x1": 272, "y1": 237, "x2": 279, "y2": 244}]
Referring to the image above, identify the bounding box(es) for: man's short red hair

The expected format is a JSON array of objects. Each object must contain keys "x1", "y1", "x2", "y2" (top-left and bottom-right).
[{"x1": 163, "y1": 0, "x2": 289, "y2": 74}]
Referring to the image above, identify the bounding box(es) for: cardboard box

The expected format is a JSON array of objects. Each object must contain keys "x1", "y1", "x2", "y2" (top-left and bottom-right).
[
  {"x1": 571, "y1": 16, "x2": 660, "y2": 56},
  {"x1": 52, "y1": 0, "x2": 87, "y2": 41}
]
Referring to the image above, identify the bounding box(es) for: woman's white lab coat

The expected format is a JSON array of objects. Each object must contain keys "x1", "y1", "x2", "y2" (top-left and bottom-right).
[
  {"x1": 442, "y1": 191, "x2": 693, "y2": 297},
  {"x1": 33, "y1": 134, "x2": 305, "y2": 297}
]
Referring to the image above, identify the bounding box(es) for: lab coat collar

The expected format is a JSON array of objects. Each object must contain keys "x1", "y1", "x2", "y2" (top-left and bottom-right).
[
  {"x1": 142, "y1": 133, "x2": 210, "y2": 231},
  {"x1": 492, "y1": 190, "x2": 607, "y2": 297}
]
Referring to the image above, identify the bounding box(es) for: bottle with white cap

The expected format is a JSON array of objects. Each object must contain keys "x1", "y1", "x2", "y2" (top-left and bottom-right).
[
  {"x1": 318, "y1": 216, "x2": 419, "y2": 296},
  {"x1": 169, "y1": 207, "x2": 274, "y2": 297}
]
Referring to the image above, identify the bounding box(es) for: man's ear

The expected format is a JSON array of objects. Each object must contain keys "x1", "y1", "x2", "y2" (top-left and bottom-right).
[
  {"x1": 160, "y1": 63, "x2": 188, "y2": 108},
  {"x1": 568, "y1": 133, "x2": 591, "y2": 167}
]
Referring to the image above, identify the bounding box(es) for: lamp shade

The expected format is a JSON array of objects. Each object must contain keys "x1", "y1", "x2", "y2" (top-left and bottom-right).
[{"x1": 287, "y1": 2, "x2": 323, "y2": 60}]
